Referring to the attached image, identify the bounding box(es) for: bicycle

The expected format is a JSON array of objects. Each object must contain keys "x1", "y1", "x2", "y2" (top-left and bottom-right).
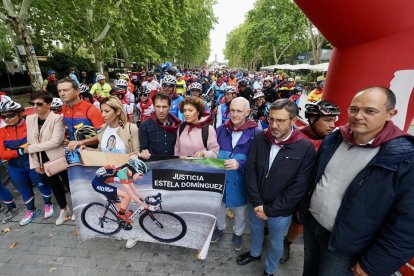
[{"x1": 81, "y1": 193, "x2": 187, "y2": 243}]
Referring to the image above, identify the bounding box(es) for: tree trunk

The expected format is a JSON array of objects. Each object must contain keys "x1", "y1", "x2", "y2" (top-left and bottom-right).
[
  {"x1": 272, "y1": 43, "x2": 278, "y2": 64},
  {"x1": 92, "y1": 42, "x2": 103, "y2": 73},
  {"x1": 1, "y1": 0, "x2": 43, "y2": 91},
  {"x1": 120, "y1": 44, "x2": 129, "y2": 68}
]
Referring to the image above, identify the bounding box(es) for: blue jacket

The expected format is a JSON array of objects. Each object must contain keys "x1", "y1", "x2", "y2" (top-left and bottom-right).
[
  {"x1": 305, "y1": 130, "x2": 414, "y2": 275},
  {"x1": 216, "y1": 124, "x2": 259, "y2": 207}
]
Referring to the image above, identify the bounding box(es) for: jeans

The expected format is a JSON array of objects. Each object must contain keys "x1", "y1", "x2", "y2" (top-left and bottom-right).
[
  {"x1": 216, "y1": 202, "x2": 247, "y2": 236},
  {"x1": 0, "y1": 166, "x2": 16, "y2": 209},
  {"x1": 248, "y1": 204, "x2": 291, "y2": 274},
  {"x1": 8, "y1": 164, "x2": 52, "y2": 210},
  {"x1": 303, "y1": 213, "x2": 357, "y2": 276}
]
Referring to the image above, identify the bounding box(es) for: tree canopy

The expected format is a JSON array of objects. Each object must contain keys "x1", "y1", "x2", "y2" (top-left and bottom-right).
[
  {"x1": 224, "y1": 0, "x2": 320, "y2": 70},
  {"x1": 0, "y1": 0, "x2": 216, "y2": 90}
]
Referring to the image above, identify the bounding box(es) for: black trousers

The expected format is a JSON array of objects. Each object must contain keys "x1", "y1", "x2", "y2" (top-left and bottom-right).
[{"x1": 43, "y1": 171, "x2": 68, "y2": 209}]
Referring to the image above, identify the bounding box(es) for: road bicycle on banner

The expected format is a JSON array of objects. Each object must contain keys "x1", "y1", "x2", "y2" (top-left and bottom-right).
[{"x1": 81, "y1": 193, "x2": 187, "y2": 243}]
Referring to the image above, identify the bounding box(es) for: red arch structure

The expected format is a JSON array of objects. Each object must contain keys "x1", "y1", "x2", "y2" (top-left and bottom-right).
[{"x1": 294, "y1": 0, "x2": 414, "y2": 132}]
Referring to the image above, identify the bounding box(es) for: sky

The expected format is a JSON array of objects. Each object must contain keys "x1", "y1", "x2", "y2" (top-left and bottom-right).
[{"x1": 208, "y1": 0, "x2": 256, "y2": 63}]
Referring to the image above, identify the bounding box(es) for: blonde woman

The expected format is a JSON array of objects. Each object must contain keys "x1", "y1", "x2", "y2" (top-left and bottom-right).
[{"x1": 82, "y1": 96, "x2": 139, "y2": 153}]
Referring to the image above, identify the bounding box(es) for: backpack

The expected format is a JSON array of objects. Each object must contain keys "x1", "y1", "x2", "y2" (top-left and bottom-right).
[{"x1": 178, "y1": 122, "x2": 209, "y2": 149}]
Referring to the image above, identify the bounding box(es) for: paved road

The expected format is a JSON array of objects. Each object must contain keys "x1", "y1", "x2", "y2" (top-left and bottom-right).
[
  {"x1": 0, "y1": 187, "x2": 304, "y2": 276},
  {"x1": 3, "y1": 120, "x2": 411, "y2": 276}
]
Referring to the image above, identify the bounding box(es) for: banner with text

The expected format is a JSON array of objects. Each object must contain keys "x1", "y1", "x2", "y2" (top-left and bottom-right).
[{"x1": 69, "y1": 156, "x2": 225, "y2": 259}]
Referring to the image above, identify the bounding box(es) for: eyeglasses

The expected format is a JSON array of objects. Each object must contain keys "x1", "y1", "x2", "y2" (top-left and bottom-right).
[
  {"x1": 29, "y1": 102, "x2": 45, "y2": 107},
  {"x1": 162, "y1": 84, "x2": 175, "y2": 88},
  {"x1": 267, "y1": 116, "x2": 294, "y2": 125},
  {"x1": 140, "y1": 94, "x2": 149, "y2": 97},
  {"x1": 348, "y1": 106, "x2": 385, "y2": 117},
  {"x1": 1, "y1": 114, "x2": 17, "y2": 120}
]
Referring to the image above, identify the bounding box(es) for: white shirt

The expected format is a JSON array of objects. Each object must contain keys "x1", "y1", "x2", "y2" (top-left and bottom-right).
[{"x1": 100, "y1": 126, "x2": 127, "y2": 154}]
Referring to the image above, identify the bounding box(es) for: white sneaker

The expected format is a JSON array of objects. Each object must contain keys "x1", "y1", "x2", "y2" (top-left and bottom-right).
[
  {"x1": 126, "y1": 239, "x2": 138, "y2": 249},
  {"x1": 56, "y1": 209, "x2": 71, "y2": 226},
  {"x1": 71, "y1": 214, "x2": 75, "y2": 221}
]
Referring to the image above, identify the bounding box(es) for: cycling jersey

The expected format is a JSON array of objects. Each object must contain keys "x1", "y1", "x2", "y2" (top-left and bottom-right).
[
  {"x1": 0, "y1": 119, "x2": 27, "y2": 162},
  {"x1": 170, "y1": 94, "x2": 184, "y2": 121},
  {"x1": 90, "y1": 83, "x2": 112, "y2": 98},
  {"x1": 62, "y1": 100, "x2": 104, "y2": 141},
  {"x1": 175, "y1": 80, "x2": 187, "y2": 95}
]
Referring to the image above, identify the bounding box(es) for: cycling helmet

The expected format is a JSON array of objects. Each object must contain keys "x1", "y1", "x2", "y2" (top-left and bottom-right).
[
  {"x1": 224, "y1": 86, "x2": 237, "y2": 94},
  {"x1": 79, "y1": 83, "x2": 89, "y2": 94},
  {"x1": 93, "y1": 93, "x2": 105, "y2": 103},
  {"x1": 188, "y1": 82, "x2": 202, "y2": 91},
  {"x1": 176, "y1": 72, "x2": 183, "y2": 77},
  {"x1": 96, "y1": 74, "x2": 105, "y2": 81},
  {"x1": 138, "y1": 86, "x2": 151, "y2": 95},
  {"x1": 74, "y1": 125, "x2": 97, "y2": 141},
  {"x1": 48, "y1": 70, "x2": 56, "y2": 75},
  {"x1": 253, "y1": 91, "x2": 265, "y2": 100},
  {"x1": 288, "y1": 77, "x2": 294, "y2": 82},
  {"x1": 238, "y1": 79, "x2": 248, "y2": 87},
  {"x1": 304, "y1": 100, "x2": 340, "y2": 119},
  {"x1": 162, "y1": 74, "x2": 176, "y2": 85},
  {"x1": 131, "y1": 75, "x2": 138, "y2": 80},
  {"x1": 119, "y1": 73, "x2": 129, "y2": 81},
  {"x1": 50, "y1": 98, "x2": 63, "y2": 110},
  {"x1": 127, "y1": 157, "x2": 148, "y2": 174},
  {"x1": 264, "y1": 76, "x2": 273, "y2": 83},
  {"x1": 114, "y1": 79, "x2": 128, "y2": 88},
  {"x1": 110, "y1": 87, "x2": 127, "y2": 98},
  {"x1": 0, "y1": 101, "x2": 24, "y2": 113}
]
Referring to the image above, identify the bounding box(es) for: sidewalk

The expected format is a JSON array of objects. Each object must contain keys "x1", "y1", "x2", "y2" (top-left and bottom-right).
[{"x1": 0, "y1": 185, "x2": 304, "y2": 276}]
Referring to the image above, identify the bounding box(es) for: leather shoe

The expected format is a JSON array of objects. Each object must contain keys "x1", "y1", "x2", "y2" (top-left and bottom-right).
[{"x1": 236, "y1": 252, "x2": 261, "y2": 265}]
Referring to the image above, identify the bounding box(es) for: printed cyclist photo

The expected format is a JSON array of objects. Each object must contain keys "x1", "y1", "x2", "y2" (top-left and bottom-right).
[{"x1": 69, "y1": 154, "x2": 226, "y2": 258}]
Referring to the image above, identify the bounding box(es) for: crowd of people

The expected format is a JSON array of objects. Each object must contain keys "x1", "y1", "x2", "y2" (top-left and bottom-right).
[{"x1": 0, "y1": 66, "x2": 413, "y2": 276}]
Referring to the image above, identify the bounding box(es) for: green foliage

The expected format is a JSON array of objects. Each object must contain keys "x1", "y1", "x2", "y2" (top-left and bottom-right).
[
  {"x1": 224, "y1": 0, "x2": 309, "y2": 69},
  {"x1": 24, "y1": 0, "x2": 216, "y2": 68},
  {"x1": 0, "y1": 22, "x2": 15, "y2": 61}
]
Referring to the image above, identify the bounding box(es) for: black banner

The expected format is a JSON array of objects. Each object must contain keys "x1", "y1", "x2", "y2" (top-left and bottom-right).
[{"x1": 152, "y1": 169, "x2": 225, "y2": 194}]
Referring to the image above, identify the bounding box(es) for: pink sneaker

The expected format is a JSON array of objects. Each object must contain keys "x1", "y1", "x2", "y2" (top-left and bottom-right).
[
  {"x1": 20, "y1": 209, "x2": 40, "y2": 226},
  {"x1": 44, "y1": 205, "x2": 54, "y2": 219}
]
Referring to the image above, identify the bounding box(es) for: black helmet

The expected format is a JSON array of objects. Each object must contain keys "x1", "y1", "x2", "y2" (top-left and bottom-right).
[
  {"x1": 238, "y1": 79, "x2": 248, "y2": 87},
  {"x1": 138, "y1": 86, "x2": 151, "y2": 95},
  {"x1": 304, "y1": 100, "x2": 340, "y2": 119}
]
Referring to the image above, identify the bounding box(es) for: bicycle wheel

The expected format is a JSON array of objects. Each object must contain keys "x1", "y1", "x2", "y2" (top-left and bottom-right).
[
  {"x1": 139, "y1": 210, "x2": 187, "y2": 243},
  {"x1": 81, "y1": 202, "x2": 122, "y2": 235}
]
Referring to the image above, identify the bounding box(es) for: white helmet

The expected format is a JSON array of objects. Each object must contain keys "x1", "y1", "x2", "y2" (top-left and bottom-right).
[
  {"x1": 115, "y1": 79, "x2": 128, "y2": 88},
  {"x1": 253, "y1": 91, "x2": 265, "y2": 100},
  {"x1": 224, "y1": 86, "x2": 237, "y2": 94},
  {"x1": 264, "y1": 76, "x2": 273, "y2": 83},
  {"x1": 96, "y1": 74, "x2": 105, "y2": 81},
  {"x1": 0, "y1": 100, "x2": 24, "y2": 113},
  {"x1": 51, "y1": 97, "x2": 63, "y2": 109},
  {"x1": 162, "y1": 75, "x2": 176, "y2": 85},
  {"x1": 79, "y1": 83, "x2": 89, "y2": 94},
  {"x1": 188, "y1": 82, "x2": 202, "y2": 91},
  {"x1": 176, "y1": 72, "x2": 183, "y2": 77}
]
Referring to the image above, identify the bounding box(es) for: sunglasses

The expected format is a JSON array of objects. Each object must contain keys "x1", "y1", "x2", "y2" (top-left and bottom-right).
[
  {"x1": 162, "y1": 84, "x2": 175, "y2": 88},
  {"x1": 1, "y1": 113, "x2": 17, "y2": 119},
  {"x1": 29, "y1": 102, "x2": 45, "y2": 107}
]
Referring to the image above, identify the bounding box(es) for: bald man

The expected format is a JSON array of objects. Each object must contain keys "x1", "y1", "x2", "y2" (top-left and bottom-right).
[
  {"x1": 302, "y1": 86, "x2": 414, "y2": 276},
  {"x1": 211, "y1": 97, "x2": 260, "y2": 251}
]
